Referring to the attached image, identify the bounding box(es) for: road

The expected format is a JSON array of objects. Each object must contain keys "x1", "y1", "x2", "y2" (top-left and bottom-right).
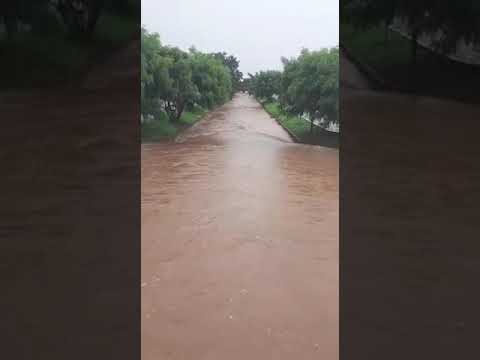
[{"x1": 142, "y1": 93, "x2": 339, "y2": 359}]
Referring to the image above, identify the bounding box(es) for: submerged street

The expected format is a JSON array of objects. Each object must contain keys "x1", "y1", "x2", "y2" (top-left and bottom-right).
[{"x1": 141, "y1": 93, "x2": 339, "y2": 359}]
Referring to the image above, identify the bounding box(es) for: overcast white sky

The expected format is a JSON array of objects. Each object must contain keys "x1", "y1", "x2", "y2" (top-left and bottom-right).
[{"x1": 142, "y1": 0, "x2": 338, "y2": 75}]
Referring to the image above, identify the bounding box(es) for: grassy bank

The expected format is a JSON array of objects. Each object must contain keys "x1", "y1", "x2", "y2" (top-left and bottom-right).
[
  {"x1": 263, "y1": 101, "x2": 339, "y2": 148},
  {"x1": 263, "y1": 102, "x2": 310, "y2": 141},
  {"x1": 341, "y1": 23, "x2": 480, "y2": 102},
  {"x1": 141, "y1": 107, "x2": 207, "y2": 143}
]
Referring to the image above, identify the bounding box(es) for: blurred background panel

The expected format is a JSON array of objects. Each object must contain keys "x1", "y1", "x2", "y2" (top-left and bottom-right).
[{"x1": 0, "y1": 0, "x2": 140, "y2": 89}]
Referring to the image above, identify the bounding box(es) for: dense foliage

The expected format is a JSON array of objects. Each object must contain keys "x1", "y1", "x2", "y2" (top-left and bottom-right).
[
  {"x1": 247, "y1": 70, "x2": 282, "y2": 102},
  {"x1": 211, "y1": 52, "x2": 243, "y2": 92},
  {"x1": 141, "y1": 27, "x2": 235, "y2": 124},
  {"x1": 245, "y1": 47, "x2": 339, "y2": 130}
]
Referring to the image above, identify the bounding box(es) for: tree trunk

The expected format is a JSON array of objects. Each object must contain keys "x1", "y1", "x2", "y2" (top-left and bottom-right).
[
  {"x1": 176, "y1": 101, "x2": 185, "y2": 121},
  {"x1": 164, "y1": 101, "x2": 177, "y2": 122}
]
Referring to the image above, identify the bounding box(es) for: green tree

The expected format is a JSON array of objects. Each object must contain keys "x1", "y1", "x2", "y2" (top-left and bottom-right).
[
  {"x1": 249, "y1": 70, "x2": 282, "y2": 102},
  {"x1": 212, "y1": 52, "x2": 243, "y2": 92},
  {"x1": 281, "y1": 48, "x2": 339, "y2": 132},
  {"x1": 141, "y1": 27, "x2": 235, "y2": 123},
  {"x1": 190, "y1": 52, "x2": 232, "y2": 109},
  {"x1": 156, "y1": 46, "x2": 199, "y2": 122},
  {"x1": 141, "y1": 28, "x2": 173, "y2": 115}
]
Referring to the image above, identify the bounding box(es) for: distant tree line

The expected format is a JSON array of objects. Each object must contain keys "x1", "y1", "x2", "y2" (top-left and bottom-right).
[
  {"x1": 0, "y1": 0, "x2": 139, "y2": 41},
  {"x1": 341, "y1": 0, "x2": 480, "y2": 67},
  {"x1": 141, "y1": 27, "x2": 242, "y2": 123},
  {"x1": 244, "y1": 47, "x2": 339, "y2": 131}
]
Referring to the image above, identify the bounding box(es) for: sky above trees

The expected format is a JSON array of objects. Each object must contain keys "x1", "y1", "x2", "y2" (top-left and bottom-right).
[{"x1": 142, "y1": 0, "x2": 339, "y2": 75}]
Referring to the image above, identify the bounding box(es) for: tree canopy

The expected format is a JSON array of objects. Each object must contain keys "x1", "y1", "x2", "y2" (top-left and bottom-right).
[
  {"x1": 281, "y1": 48, "x2": 339, "y2": 123},
  {"x1": 141, "y1": 27, "x2": 234, "y2": 123},
  {"x1": 245, "y1": 47, "x2": 339, "y2": 130},
  {"x1": 211, "y1": 52, "x2": 243, "y2": 92},
  {"x1": 246, "y1": 70, "x2": 282, "y2": 103}
]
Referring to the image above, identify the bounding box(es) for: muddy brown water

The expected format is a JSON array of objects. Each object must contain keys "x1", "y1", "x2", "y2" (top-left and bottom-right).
[{"x1": 142, "y1": 93, "x2": 339, "y2": 359}]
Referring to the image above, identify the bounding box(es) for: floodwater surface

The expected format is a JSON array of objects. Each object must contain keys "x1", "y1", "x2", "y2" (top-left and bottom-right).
[{"x1": 142, "y1": 93, "x2": 339, "y2": 359}]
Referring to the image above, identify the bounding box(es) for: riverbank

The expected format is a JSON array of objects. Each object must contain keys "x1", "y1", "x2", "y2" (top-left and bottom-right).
[
  {"x1": 141, "y1": 107, "x2": 207, "y2": 143},
  {"x1": 262, "y1": 101, "x2": 339, "y2": 148},
  {"x1": 341, "y1": 23, "x2": 480, "y2": 103}
]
